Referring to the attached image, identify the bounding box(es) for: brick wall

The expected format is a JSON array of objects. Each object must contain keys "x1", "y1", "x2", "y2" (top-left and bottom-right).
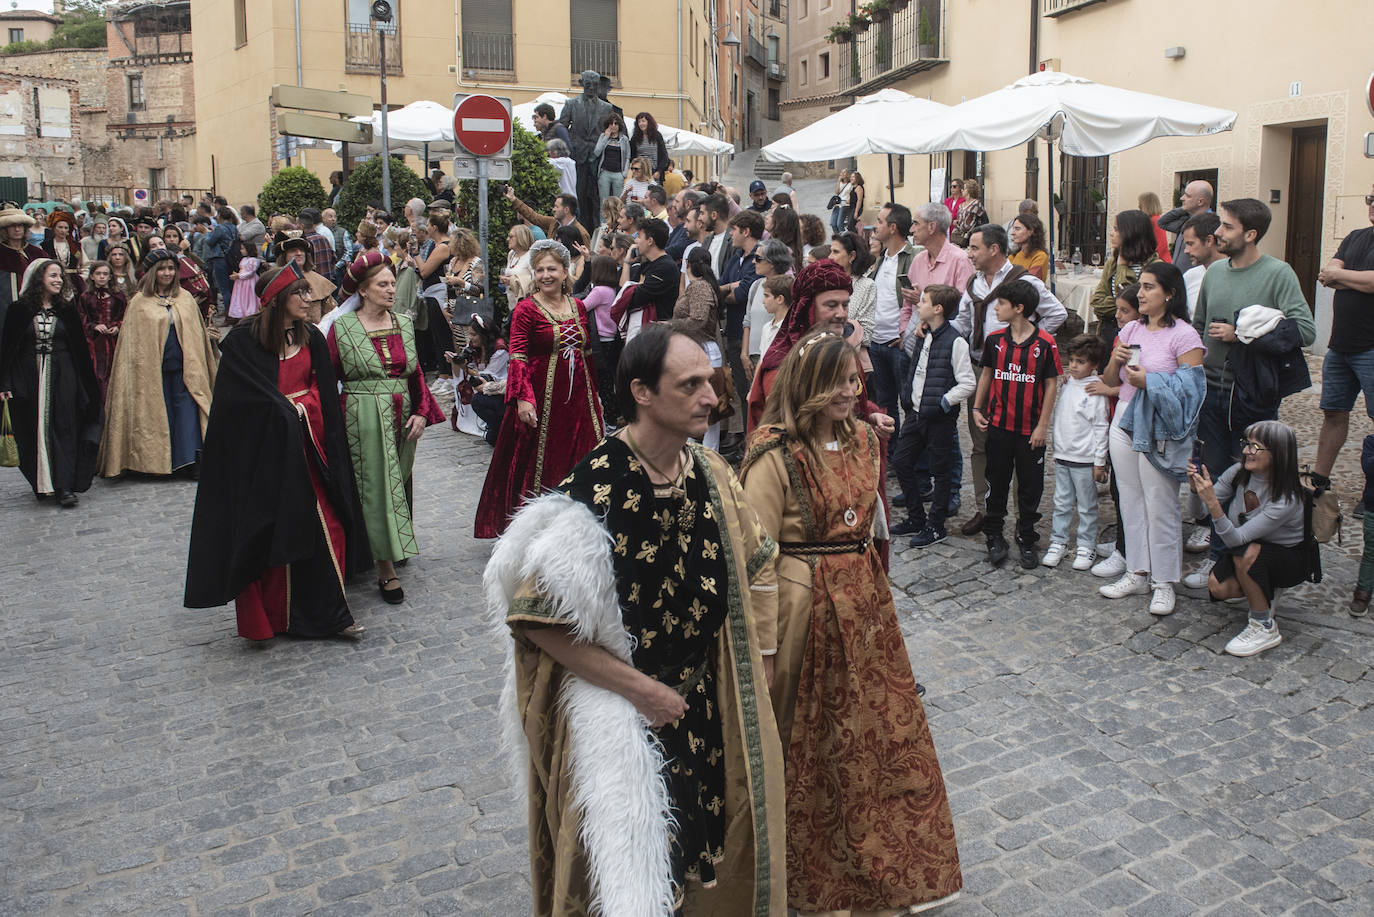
[
  {"x1": 0, "y1": 72, "x2": 83, "y2": 191},
  {"x1": 0, "y1": 48, "x2": 106, "y2": 108}
]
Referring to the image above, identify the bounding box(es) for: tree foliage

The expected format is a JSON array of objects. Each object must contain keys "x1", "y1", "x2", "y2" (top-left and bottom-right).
[
  {"x1": 0, "y1": 1, "x2": 105, "y2": 55},
  {"x1": 456, "y1": 122, "x2": 560, "y2": 323},
  {"x1": 334, "y1": 156, "x2": 429, "y2": 231},
  {"x1": 257, "y1": 166, "x2": 329, "y2": 218}
]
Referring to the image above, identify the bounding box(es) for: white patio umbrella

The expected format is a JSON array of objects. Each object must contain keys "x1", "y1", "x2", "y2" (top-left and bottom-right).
[
  {"x1": 867, "y1": 71, "x2": 1237, "y2": 157},
  {"x1": 661, "y1": 124, "x2": 735, "y2": 156},
  {"x1": 759, "y1": 89, "x2": 950, "y2": 162},
  {"x1": 759, "y1": 89, "x2": 949, "y2": 201},
  {"x1": 329, "y1": 99, "x2": 454, "y2": 158},
  {"x1": 868, "y1": 71, "x2": 1237, "y2": 281}
]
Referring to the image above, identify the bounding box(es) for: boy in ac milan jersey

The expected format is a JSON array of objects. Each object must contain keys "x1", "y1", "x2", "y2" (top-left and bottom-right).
[{"x1": 971, "y1": 279, "x2": 1062, "y2": 569}]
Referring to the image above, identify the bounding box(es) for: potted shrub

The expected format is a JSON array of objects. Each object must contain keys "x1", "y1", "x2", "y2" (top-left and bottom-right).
[
  {"x1": 863, "y1": 1, "x2": 891, "y2": 23},
  {"x1": 916, "y1": 9, "x2": 937, "y2": 57},
  {"x1": 825, "y1": 21, "x2": 855, "y2": 44},
  {"x1": 850, "y1": 12, "x2": 870, "y2": 33}
]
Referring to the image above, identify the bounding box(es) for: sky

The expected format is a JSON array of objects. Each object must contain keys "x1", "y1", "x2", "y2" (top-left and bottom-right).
[{"x1": 8, "y1": 1, "x2": 56, "y2": 13}]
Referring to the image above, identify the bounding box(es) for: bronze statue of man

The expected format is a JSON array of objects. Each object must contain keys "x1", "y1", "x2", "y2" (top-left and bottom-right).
[{"x1": 559, "y1": 70, "x2": 614, "y2": 228}]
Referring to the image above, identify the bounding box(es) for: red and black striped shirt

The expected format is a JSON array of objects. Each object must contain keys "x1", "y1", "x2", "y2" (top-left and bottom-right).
[{"x1": 980, "y1": 326, "x2": 1061, "y2": 436}]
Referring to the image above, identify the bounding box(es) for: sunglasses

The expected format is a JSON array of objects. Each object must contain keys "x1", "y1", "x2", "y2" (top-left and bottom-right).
[
  {"x1": 1366, "y1": 195, "x2": 1374, "y2": 206},
  {"x1": 1241, "y1": 441, "x2": 1268, "y2": 453}
]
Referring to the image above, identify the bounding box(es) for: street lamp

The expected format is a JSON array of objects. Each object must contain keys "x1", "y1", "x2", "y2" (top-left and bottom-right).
[
  {"x1": 371, "y1": 0, "x2": 393, "y2": 211},
  {"x1": 711, "y1": 24, "x2": 741, "y2": 176}
]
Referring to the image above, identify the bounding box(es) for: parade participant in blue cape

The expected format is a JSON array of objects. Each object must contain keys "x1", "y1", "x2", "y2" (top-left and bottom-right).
[{"x1": 184, "y1": 263, "x2": 371, "y2": 640}]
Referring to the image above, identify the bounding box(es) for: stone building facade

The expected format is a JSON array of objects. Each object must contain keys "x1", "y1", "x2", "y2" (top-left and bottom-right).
[
  {"x1": 0, "y1": 1, "x2": 198, "y2": 206},
  {"x1": 0, "y1": 70, "x2": 83, "y2": 194}
]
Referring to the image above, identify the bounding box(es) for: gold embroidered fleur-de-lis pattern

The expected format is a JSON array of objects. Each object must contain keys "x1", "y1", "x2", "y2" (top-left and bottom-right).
[{"x1": 554, "y1": 436, "x2": 733, "y2": 895}]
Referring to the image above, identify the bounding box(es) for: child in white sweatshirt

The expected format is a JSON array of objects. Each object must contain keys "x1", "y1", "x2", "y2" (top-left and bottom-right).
[{"x1": 1044, "y1": 334, "x2": 1111, "y2": 570}]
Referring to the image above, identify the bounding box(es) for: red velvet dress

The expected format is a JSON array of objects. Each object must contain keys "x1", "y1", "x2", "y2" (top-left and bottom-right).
[
  {"x1": 234, "y1": 346, "x2": 353, "y2": 640},
  {"x1": 76, "y1": 286, "x2": 126, "y2": 399},
  {"x1": 474, "y1": 297, "x2": 603, "y2": 538}
]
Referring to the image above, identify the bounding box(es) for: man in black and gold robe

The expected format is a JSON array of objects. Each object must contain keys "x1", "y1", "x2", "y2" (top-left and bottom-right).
[{"x1": 485, "y1": 323, "x2": 787, "y2": 917}]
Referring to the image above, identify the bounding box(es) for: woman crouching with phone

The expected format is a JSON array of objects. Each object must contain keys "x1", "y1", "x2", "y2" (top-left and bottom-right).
[{"x1": 1189, "y1": 420, "x2": 1311, "y2": 658}]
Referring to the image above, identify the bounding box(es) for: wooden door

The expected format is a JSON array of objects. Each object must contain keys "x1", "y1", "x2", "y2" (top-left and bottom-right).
[{"x1": 1285, "y1": 125, "x2": 1326, "y2": 309}]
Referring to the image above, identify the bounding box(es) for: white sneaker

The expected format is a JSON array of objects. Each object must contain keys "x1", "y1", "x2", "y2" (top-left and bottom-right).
[
  {"x1": 1072, "y1": 547, "x2": 1096, "y2": 571},
  {"x1": 1091, "y1": 550, "x2": 1127, "y2": 578},
  {"x1": 1225, "y1": 619, "x2": 1282, "y2": 657},
  {"x1": 1100, "y1": 571, "x2": 1149, "y2": 599},
  {"x1": 1182, "y1": 558, "x2": 1216, "y2": 590},
  {"x1": 1042, "y1": 543, "x2": 1067, "y2": 568},
  {"x1": 1185, "y1": 526, "x2": 1212, "y2": 554},
  {"x1": 1149, "y1": 582, "x2": 1176, "y2": 616}
]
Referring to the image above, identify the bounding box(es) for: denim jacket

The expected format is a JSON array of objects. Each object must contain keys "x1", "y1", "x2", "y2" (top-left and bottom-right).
[{"x1": 1117, "y1": 363, "x2": 1206, "y2": 482}]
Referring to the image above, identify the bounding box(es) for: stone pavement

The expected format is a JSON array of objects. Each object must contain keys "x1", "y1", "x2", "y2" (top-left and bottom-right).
[{"x1": 3, "y1": 368, "x2": 1374, "y2": 916}]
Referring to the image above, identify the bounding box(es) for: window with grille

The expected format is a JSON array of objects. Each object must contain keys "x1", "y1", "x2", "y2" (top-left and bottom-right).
[{"x1": 461, "y1": 0, "x2": 513, "y2": 72}]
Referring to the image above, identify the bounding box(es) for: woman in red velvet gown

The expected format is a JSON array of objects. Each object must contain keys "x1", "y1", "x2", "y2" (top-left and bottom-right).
[
  {"x1": 184, "y1": 264, "x2": 373, "y2": 640},
  {"x1": 75, "y1": 261, "x2": 126, "y2": 399},
  {"x1": 475, "y1": 239, "x2": 603, "y2": 538}
]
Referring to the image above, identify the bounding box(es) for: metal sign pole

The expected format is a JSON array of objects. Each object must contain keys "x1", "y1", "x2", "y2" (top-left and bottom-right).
[
  {"x1": 477, "y1": 157, "x2": 489, "y2": 298},
  {"x1": 379, "y1": 30, "x2": 391, "y2": 212}
]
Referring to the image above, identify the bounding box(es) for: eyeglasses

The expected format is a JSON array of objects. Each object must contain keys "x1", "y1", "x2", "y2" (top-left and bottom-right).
[
  {"x1": 751, "y1": 254, "x2": 764, "y2": 262},
  {"x1": 1241, "y1": 441, "x2": 1267, "y2": 453}
]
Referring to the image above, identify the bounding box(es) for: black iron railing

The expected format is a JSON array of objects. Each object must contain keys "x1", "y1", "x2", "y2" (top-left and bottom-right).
[
  {"x1": 571, "y1": 37, "x2": 618, "y2": 77},
  {"x1": 838, "y1": 0, "x2": 943, "y2": 92},
  {"x1": 462, "y1": 30, "x2": 514, "y2": 72}
]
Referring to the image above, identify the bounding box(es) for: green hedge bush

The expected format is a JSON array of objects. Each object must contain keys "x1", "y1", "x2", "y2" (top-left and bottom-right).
[
  {"x1": 335, "y1": 156, "x2": 430, "y2": 231},
  {"x1": 256, "y1": 166, "x2": 329, "y2": 218}
]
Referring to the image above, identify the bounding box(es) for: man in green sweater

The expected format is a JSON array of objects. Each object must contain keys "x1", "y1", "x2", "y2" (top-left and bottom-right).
[{"x1": 1184, "y1": 198, "x2": 1315, "y2": 589}]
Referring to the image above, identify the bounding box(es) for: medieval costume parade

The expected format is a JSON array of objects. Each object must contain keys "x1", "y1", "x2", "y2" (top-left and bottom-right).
[
  {"x1": 327, "y1": 253, "x2": 444, "y2": 603},
  {"x1": 0, "y1": 260, "x2": 103, "y2": 506},
  {"x1": 475, "y1": 239, "x2": 603, "y2": 539},
  {"x1": 98, "y1": 249, "x2": 218, "y2": 477},
  {"x1": 741, "y1": 331, "x2": 962, "y2": 915},
  {"x1": 486, "y1": 325, "x2": 787, "y2": 915},
  {"x1": 185, "y1": 264, "x2": 370, "y2": 641}
]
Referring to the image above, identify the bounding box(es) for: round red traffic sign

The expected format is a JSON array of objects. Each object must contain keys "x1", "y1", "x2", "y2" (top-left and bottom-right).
[
  {"x1": 1367, "y1": 70, "x2": 1374, "y2": 119},
  {"x1": 454, "y1": 94, "x2": 511, "y2": 157}
]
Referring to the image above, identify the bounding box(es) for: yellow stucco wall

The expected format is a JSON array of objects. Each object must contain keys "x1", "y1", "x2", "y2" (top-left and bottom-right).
[
  {"x1": 192, "y1": 0, "x2": 715, "y2": 204},
  {"x1": 812, "y1": 0, "x2": 1371, "y2": 265}
]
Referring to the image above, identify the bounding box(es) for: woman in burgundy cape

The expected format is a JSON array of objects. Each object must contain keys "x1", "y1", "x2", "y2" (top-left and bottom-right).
[
  {"x1": 474, "y1": 239, "x2": 603, "y2": 538},
  {"x1": 184, "y1": 264, "x2": 372, "y2": 640}
]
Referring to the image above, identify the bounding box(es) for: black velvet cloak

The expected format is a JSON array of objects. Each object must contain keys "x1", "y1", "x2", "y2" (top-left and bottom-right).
[
  {"x1": 184, "y1": 322, "x2": 372, "y2": 608},
  {"x1": 0, "y1": 296, "x2": 104, "y2": 494}
]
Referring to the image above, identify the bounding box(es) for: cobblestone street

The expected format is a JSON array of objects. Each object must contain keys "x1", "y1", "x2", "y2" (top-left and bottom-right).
[{"x1": 4, "y1": 368, "x2": 1374, "y2": 916}]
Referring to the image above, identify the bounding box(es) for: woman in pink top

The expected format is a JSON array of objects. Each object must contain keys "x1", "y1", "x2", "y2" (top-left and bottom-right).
[
  {"x1": 581, "y1": 253, "x2": 622, "y2": 426},
  {"x1": 1099, "y1": 262, "x2": 1204, "y2": 616}
]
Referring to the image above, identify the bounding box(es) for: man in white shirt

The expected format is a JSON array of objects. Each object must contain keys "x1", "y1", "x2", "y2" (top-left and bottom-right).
[
  {"x1": 951, "y1": 223, "x2": 1067, "y2": 534},
  {"x1": 1181, "y1": 212, "x2": 1223, "y2": 320},
  {"x1": 866, "y1": 203, "x2": 919, "y2": 433}
]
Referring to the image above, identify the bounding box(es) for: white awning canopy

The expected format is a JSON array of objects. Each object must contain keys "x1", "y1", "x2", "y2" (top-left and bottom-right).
[{"x1": 759, "y1": 89, "x2": 950, "y2": 162}]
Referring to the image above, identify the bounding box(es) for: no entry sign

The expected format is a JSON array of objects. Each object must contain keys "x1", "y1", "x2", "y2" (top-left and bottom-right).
[{"x1": 454, "y1": 94, "x2": 512, "y2": 157}]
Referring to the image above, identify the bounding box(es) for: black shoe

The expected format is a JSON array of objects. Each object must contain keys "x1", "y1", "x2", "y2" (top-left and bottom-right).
[
  {"x1": 909, "y1": 525, "x2": 947, "y2": 548},
  {"x1": 890, "y1": 517, "x2": 923, "y2": 536},
  {"x1": 57, "y1": 490, "x2": 78, "y2": 508},
  {"x1": 1017, "y1": 541, "x2": 1039, "y2": 569},
  {"x1": 891, "y1": 492, "x2": 908, "y2": 508},
  {"x1": 916, "y1": 683, "x2": 927, "y2": 697},
  {"x1": 987, "y1": 535, "x2": 1009, "y2": 566},
  {"x1": 379, "y1": 577, "x2": 404, "y2": 604}
]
